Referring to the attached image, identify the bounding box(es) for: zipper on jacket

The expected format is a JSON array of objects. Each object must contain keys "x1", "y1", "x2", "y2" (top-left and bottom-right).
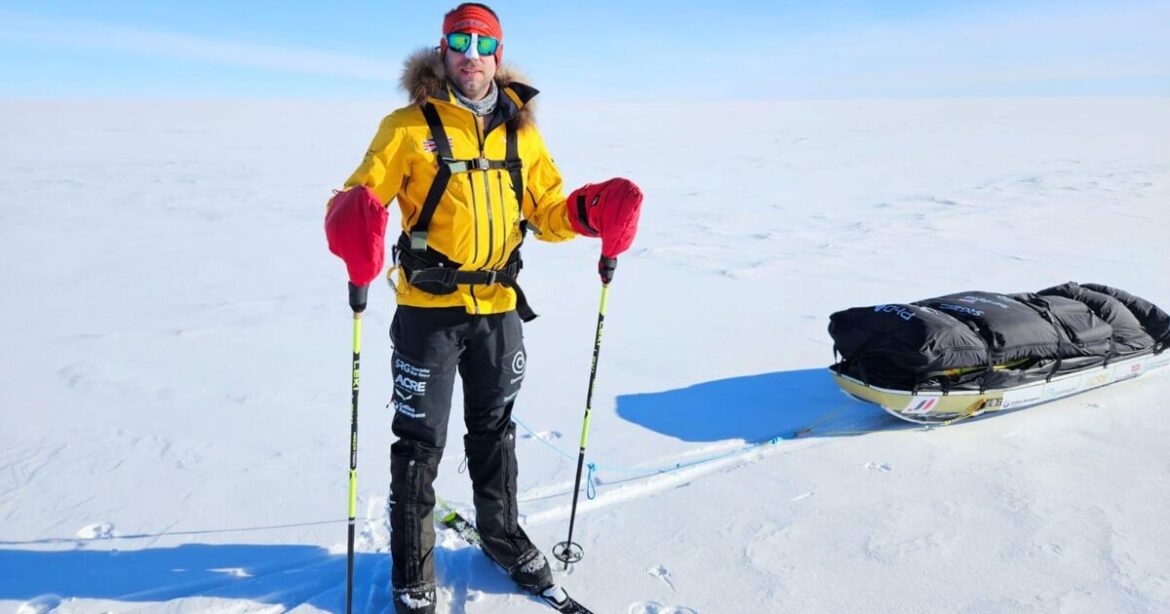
[
  {"x1": 482, "y1": 170, "x2": 495, "y2": 269},
  {"x1": 491, "y1": 171, "x2": 510, "y2": 270},
  {"x1": 470, "y1": 117, "x2": 484, "y2": 314},
  {"x1": 468, "y1": 174, "x2": 481, "y2": 266},
  {"x1": 472, "y1": 118, "x2": 494, "y2": 270},
  {"x1": 473, "y1": 115, "x2": 486, "y2": 151}
]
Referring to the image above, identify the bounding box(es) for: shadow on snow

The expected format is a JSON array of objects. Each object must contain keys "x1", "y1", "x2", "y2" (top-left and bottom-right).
[
  {"x1": 0, "y1": 540, "x2": 524, "y2": 613},
  {"x1": 615, "y1": 367, "x2": 906, "y2": 442}
]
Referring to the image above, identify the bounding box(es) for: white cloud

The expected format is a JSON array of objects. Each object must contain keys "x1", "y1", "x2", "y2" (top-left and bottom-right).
[
  {"x1": 554, "y1": 1, "x2": 1170, "y2": 99},
  {"x1": 0, "y1": 12, "x2": 397, "y2": 82},
  {"x1": 744, "y1": 2, "x2": 1170, "y2": 97}
]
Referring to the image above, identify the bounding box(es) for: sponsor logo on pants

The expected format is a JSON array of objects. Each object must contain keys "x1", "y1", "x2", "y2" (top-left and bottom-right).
[
  {"x1": 395, "y1": 374, "x2": 428, "y2": 394},
  {"x1": 394, "y1": 357, "x2": 432, "y2": 400},
  {"x1": 395, "y1": 358, "x2": 432, "y2": 378},
  {"x1": 509, "y1": 351, "x2": 526, "y2": 384},
  {"x1": 393, "y1": 399, "x2": 426, "y2": 419}
]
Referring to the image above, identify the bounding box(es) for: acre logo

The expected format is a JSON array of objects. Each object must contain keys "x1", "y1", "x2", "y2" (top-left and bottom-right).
[{"x1": 394, "y1": 374, "x2": 427, "y2": 394}]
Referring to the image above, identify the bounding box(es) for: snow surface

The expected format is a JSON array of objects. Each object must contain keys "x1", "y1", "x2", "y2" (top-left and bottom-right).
[{"x1": 2, "y1": 97, "x2": 1169, "y2": 613}]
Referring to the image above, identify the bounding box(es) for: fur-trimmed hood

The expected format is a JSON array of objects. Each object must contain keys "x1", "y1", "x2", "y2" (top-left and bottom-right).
[{"x1": 399, "y1": 47, "x2": 538, "y2": 130}]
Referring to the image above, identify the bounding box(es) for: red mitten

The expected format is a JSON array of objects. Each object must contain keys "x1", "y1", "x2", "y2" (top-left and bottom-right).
[
  {"x1": 566, "y1": 178, "x2": 643, "y2": 258},
  {"x1": 325, "y1": 186, "x2": 389, "y2": 286}
]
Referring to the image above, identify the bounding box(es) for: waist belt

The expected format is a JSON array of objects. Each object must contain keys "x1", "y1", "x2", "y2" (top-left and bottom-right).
[{"x1": 394, "y1": 233, "x2": 537, "y2": 322}]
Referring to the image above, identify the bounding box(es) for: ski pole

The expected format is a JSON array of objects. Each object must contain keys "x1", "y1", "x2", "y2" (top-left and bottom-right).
[
  {"x1": 553, "y1": 256, "x2": 617, "y2": 569},
  {"x1": 345, "y1": 282, "x2": 367, "y2": 614}
]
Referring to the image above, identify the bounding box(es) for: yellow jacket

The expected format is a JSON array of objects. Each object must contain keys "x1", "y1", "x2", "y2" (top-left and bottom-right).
[{"x1": 343, "y1": 49, "x2": 577, "y2": 315}]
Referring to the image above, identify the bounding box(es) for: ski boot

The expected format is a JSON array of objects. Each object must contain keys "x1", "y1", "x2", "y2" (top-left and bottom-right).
[
  {"x1": 509, "y1": 548, "x2": 554, "y2": 594},
  {"x1": 392, "y1": 584, "x2": 436, "y2": 614}
]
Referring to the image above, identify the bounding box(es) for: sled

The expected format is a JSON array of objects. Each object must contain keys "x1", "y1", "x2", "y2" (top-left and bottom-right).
[
  {"x1": 827, "y1": 282, "x2": 1169, "y2": 425},
  {"x1": 832, "y1": 349, "x2": 1169, "y2": 425}
]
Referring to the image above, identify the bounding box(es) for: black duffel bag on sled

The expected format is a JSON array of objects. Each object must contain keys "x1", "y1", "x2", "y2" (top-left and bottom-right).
[{"x1": 828, "y1": 282, "x2": 1170, "y2": 424}]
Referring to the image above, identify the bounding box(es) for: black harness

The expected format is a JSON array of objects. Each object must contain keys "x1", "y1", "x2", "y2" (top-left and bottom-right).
[{"x1": 394, "y1": 101, "x2": 537, "y2": 322}]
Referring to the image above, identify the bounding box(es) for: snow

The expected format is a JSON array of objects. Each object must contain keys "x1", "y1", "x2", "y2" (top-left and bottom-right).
[{"x1": 2, "y1": 96, "x2": 1169, "y2": 613}]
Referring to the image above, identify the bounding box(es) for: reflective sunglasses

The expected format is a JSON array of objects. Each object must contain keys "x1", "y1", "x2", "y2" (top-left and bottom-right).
[{"x1": 445, "y1": 31, "x2": 499, "y2": 57}]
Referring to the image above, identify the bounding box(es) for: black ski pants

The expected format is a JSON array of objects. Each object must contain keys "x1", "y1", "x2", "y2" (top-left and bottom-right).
[{"x1": 388, "y1": 306, "x2": 540, "y2": 590}]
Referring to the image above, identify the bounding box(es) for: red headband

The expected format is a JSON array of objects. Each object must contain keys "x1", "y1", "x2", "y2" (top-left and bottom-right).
[{"x1": 440, "y1": 6, "x2": 504, "y2": 63}]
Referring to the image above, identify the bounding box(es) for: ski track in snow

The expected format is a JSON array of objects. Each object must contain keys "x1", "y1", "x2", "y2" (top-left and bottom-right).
[{"x1": 520, "y1": 435, "x2": 839, "y2": 528}]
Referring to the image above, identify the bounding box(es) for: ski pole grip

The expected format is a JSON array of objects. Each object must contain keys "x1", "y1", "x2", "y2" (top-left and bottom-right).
[
  {"x1": 348, "y1": 282, "x2": 369, "y2": 314},
  {"x1": 598, "y1": 256, "x2": 617, "y2": 284}
]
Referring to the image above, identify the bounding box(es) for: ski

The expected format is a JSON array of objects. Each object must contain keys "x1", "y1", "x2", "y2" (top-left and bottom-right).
[{"x1": 434, "y1": 500, "x2": 594, "y2": 613}]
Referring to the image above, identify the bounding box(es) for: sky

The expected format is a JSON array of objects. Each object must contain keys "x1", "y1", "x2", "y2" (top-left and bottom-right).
[{"x1": 0, "y1": 0, "x2": 1167, "y2": 101}]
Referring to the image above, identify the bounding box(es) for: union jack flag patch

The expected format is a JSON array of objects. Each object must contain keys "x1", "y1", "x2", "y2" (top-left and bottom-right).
[{"x1": 422, "y1": 137, "x2": 455, "y2": 153}]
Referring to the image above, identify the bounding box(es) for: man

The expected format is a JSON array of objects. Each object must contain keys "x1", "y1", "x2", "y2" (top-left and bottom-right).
[{"x1": 326, "y1": 4, "x2": 642, "y2": 613}]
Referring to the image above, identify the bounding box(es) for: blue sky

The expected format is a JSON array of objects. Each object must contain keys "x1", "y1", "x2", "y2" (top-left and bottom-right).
[{"x1": 1, "y1": 1, "x2": 1166, "y2": 100}]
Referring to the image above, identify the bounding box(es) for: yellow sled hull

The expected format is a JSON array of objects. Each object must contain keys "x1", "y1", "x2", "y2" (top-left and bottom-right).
[{"x1": 832, "y1": 351, "x2": 1170, "y2": 425}]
